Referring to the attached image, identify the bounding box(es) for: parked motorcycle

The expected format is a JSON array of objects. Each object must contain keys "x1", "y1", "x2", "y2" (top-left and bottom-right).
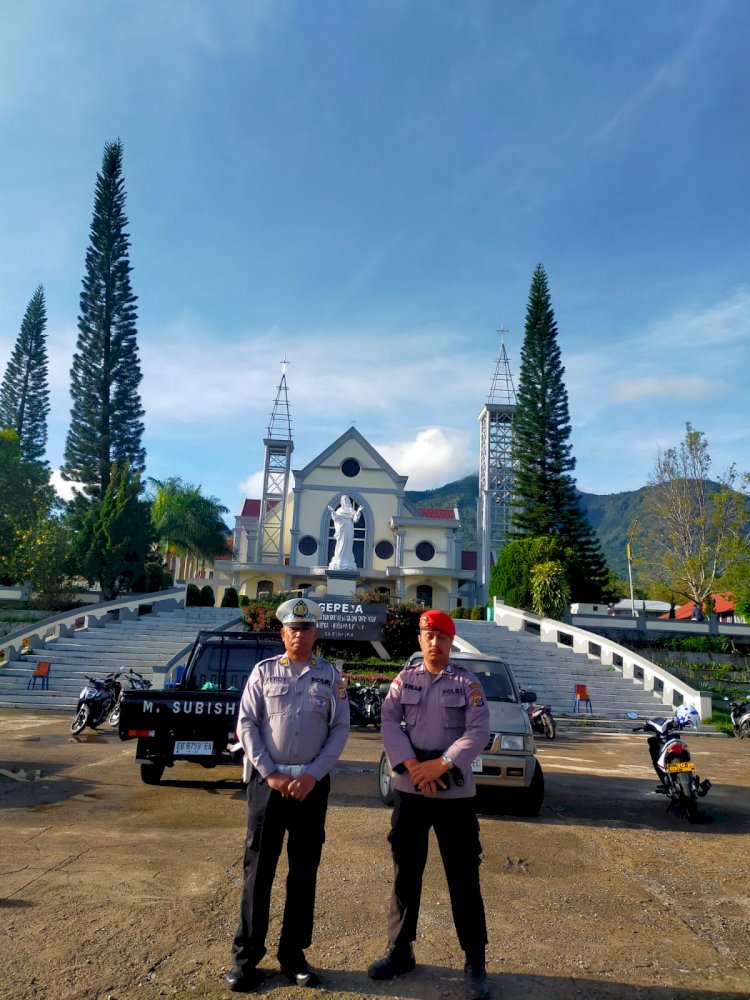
[
  {"x1": 71, "y1": 671, "x2": 124, "y2": 734},
  {"x1": 628, "y1": 706, "x2": 711, "y2": 822},
  {"x1": 347, "y1": 681, "x2": 383, "y2": 729},
  {"x1": 729, "y1": 700, "x2": 750, "y2": 739},
  {"x1": 525, "y1": 697, "x2": 556, "y2": 739},
  {"x1": 107, "y1": 668, "x2": 152, "y2": 726}
]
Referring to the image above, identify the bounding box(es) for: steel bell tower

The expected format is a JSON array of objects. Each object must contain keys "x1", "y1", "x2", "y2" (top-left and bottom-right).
[
  {"x1": 256, "y1": 360, "x2": 294, "y2": 564},
  {"x1": 477, "y1": 327, "x2": 517, "y2": 599}
]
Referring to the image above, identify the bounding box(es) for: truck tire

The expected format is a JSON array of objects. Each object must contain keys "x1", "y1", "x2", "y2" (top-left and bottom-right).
[{"x1": 140, "y1": 761, "x2": 165, "y2": 785}]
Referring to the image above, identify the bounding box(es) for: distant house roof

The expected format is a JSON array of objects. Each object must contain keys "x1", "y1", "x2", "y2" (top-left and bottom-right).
[
  {"x1": 611, "y1": 599, "x2": 672, "y2": 613},
  {"x1": 461, "y1": 551, "x2": 477, "y2": 571},
  {"x1": 660, "y1": 594, "x2": 735, "y2": 619},
  {"x1": 418, "y1": 507, "x2": 457, "y2": 520}
]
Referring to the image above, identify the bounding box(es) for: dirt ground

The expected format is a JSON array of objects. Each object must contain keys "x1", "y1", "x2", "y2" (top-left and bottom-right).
[{"x1": 1, "y1": 710, "x2": 749, "y2": 1000}]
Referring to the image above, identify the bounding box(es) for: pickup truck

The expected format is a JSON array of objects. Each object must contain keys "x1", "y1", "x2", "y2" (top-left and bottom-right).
[{"x1": 118, "y1": 629, "x2": 283, "y2": 785}]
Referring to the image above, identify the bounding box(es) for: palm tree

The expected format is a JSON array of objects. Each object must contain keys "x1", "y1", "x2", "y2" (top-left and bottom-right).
[{"x1": 149, "y1": 477, "x2": 230, "y2": 580}]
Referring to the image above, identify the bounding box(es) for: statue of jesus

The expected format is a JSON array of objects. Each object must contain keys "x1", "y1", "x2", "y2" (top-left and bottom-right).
[{"x1": 327, "y1": 495, "x2": 362, "y2": 571}]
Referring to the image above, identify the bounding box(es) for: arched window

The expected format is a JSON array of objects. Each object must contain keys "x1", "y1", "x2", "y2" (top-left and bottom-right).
[
  {"x1": 416, "y1": 585, "x2": 433, "y2": 607},
  {"x1": 257, "y1": 580, "x2": 274, "y2": 599}
]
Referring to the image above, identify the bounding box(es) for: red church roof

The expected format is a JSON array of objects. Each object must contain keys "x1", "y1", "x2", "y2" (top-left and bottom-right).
[
  {"x1": 418, "y1": 507, "x2": 457, "y2": 520},
  {"x1": 241, "y1": 498, "x2": 279, "y2": 517}
]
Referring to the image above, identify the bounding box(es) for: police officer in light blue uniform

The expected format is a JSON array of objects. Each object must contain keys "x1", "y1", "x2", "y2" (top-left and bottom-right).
[
  {"x1": 227, "y1": 598, "x2": 349, "y2": 992},
  {"x1": 368, "y1": 609, "x2": 492, "y2": 1000}
]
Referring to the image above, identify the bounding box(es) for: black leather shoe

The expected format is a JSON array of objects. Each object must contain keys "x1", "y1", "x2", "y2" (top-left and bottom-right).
[
  {"x1": 464, "y1": 962, "x2": 490, "y2": 999},
  {"x1": 278, "y1": 951, "x2": 320, "y2": 988},
  {"x1": 367, "y1": 943, "x2": 416, "y2": 980},
  {"x1": 225, "y1": 966, "x2": 264, "y2": 992}
]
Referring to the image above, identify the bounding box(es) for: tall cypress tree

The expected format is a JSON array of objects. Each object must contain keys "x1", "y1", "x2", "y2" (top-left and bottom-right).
[
  {"x1": 511, "y1": 263, "x2": 608, "y2": 599},
  {"x1": 0, "y1": 285, "x2": 50, "y2": 465},
  {"x1": 63, "y1": 139, "x2": 145, "y2": 499}
]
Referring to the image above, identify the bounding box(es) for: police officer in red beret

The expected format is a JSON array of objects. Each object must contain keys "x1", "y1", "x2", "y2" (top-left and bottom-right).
[{"x1": 367, "y1": 609, "x2": 492, "y2": 999}]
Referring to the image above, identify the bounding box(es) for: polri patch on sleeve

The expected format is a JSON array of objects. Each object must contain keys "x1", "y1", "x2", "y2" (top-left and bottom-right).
[{"x1": 472, "y1": 694, "x2": 485, "y2": 707}]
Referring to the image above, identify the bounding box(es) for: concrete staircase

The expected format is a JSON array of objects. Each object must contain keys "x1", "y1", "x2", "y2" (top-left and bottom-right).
[
  {"x1": 0, "y1": 606, "x2": 243, "y2": 712},
  {"x1": 454, "y1": 619, "x2": 716, "y2": 734}
]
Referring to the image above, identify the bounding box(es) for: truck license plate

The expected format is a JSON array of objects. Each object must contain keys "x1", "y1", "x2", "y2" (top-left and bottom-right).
[
  {"x1": 471, "y1": 757, "x2": 483, "y2": 773},
  {"x1": 174, "y1": 740, "x2": 213, "y2": 755}
]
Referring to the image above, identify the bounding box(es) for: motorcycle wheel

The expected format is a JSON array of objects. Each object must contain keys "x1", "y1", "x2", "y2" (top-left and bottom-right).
[
  {"x1": 740, "y1": 721, "x2": 750, "y2": 740},
  {"x1": 108, "y1": 704, "x2": 121, "y2": 726},
  {"x1": 70, "y1": 705, "x2": 90, "y2": 734},
  {"x1": 676, "y1": 772, "x2": 700, "y2": 823},
  {"x1": 140, "y1": 761, "x2": 165, "y2": 785},
  {"x1": 542, "y1": 714, "x2": 556, "y2": 739},
  {"x1": 378, "y1": 751, "x2": 394, "y2": 806}
]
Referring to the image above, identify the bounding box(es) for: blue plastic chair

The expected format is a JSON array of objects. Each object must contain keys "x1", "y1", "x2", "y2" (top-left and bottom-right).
[{"x1": 573, "y1": 684, "x2": 592, "y2": 714}]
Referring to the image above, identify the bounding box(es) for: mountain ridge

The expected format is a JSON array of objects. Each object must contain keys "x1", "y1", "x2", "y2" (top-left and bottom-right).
[{"x1": 406, "y1": 474, "x2": 645, "y2": 578}]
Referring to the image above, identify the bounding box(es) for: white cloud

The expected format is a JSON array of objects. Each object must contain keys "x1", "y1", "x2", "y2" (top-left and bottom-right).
[
  {"x1": 649, "y1": 286, "x2": 750, "y2": 348},
  {"x1": 50, "y1": 468, "x2": 79, "y2": 502},
  {"x1": 374, "y1": 427, "x2": 476, "y2": 491},
  {"x1": 238, "y1": 470, "x2": 265, "y2": 499},
  {"x1": 612, "y1": 374, "x2": 726, "y2": 404}
]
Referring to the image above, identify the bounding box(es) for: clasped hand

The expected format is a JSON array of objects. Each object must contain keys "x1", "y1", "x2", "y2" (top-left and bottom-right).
[
  {"x1": 268, "y1": 771, "x2": 317, "y2": 800},
  {"x1": 405, "y1": 757, "x2": 448, "y2": 796}
]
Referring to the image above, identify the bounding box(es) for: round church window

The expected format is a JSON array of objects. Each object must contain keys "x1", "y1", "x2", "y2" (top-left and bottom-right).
[
  {"x1": 415, "y1": 541, "x2": 435, "y2": 562},
  {"x1": 298, "y1": 535, "x2": 318, "y2": 556},
  {"x1": 341, "y1": 458, "x2": 360, "y2": 478},
  {"x1": 375, "y1": 539, "x2": 394, "y2": 560}
]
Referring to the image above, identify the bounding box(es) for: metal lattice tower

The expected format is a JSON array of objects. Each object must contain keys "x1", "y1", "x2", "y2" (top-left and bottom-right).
[
  {"x1": 256, "y1": 360, "x2": 294, "y2": 564},
  {"x1": 477, "y1": 327, "x2": 517, "y2": 597}
]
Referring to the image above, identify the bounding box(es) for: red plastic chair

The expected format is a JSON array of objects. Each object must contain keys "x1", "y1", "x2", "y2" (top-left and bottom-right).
[
  {"x1": 573, "y1": 683, "x2": 592, "y2": 714},
  {"x1": 27, "y1": 661, "x2": 51, "y2": 690}
]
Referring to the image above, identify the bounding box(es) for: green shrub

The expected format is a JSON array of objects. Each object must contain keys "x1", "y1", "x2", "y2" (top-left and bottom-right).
[
  {"x1": 199, "y1": 585, "x2": 215, "y2": 607},
  {"x1": 239, "y1": 595, "x2": 250, "y2": 608},
  {"x1": 450, "y1": 607, "x2": 465, "y2": 619},
  {"x1": 221, "y1": 586, "x2": 239, "y2": 608},
  {"x1": 530, "y1": 560, "x2": 571, "y2": 620},
  {"x1": 382, "y1": 602, "x2": 424, "y2": 659},
  {"x1": 186, "y1": 583, "x2": 201, "y2": 606},
  {"x1": 469, "y1": 605, "x2": 485, "y2": 620}
]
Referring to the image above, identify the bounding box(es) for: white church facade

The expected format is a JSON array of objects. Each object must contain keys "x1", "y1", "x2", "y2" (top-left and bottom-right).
[{"x1": 213, "y1": 426, "x2": 479, "y2": 611}]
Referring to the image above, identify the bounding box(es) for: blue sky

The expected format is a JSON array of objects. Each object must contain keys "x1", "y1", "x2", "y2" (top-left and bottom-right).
[{"x1": 2, "y1": 0, "x2": 749, "y2": 518}]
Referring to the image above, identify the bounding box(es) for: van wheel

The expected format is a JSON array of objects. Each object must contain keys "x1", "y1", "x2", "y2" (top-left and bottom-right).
[
  {"x1": 511, "y1": 760, "x2": 544, "y2": 817},
  {"x1": 378, "y1": 751, "x2": 394, "y2": 806}
]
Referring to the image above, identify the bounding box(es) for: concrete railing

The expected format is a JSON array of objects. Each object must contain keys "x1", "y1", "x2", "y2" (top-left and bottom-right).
[
  {"x1": 493, "y1": 599, "x2": 713, "y2": 720},
  {"x1": 0, "y1": 587, "x2": 187, "y2": 664}
]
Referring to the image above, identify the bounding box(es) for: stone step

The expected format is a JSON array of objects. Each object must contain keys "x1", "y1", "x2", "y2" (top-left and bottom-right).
[
  {"x1": 453, "y1": 619, "x2": 715, "y2": 727},
  {"x1": 0, "y1": 605, "x2": 243, "y2": 711}
]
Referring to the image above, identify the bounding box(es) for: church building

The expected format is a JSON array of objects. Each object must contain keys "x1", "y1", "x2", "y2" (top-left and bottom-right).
[
  {"x1": 214, "y1": 424, "x2": 478, "y2": 611},
  {"x1": 213, "y1": 335, "x2": 516, "y2": 610}
]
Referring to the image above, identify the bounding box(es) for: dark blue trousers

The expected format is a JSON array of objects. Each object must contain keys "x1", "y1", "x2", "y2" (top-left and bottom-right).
[
  {"x1": 231, "y1": 774, "x2": 330, "y2": 970},
  {"x1": 387, "y1": 789, "x2": 487, "y2": 960}
]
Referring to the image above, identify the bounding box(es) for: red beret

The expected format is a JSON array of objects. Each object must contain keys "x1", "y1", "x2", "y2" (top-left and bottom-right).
[{"x1": 419, "y1": 610, "x2": 456, "y2": 637}]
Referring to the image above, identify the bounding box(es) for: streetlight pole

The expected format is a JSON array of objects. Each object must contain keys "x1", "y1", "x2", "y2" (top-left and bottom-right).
[{"x1": 626, "y1": 520, "x2": 638, "y2": 618}]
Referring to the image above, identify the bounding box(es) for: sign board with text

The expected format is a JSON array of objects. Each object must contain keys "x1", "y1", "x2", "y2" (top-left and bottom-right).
[{"x1": 317, "y1": 597, "x2": 387, "y2": 642}]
